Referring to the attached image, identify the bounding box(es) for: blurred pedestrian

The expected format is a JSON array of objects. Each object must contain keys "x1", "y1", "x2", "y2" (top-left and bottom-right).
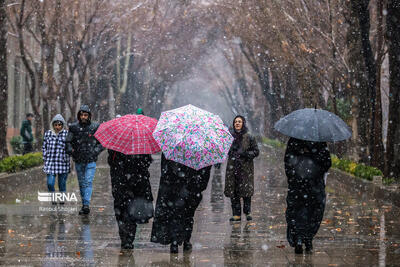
[
  {"x1": 151, "y1": 154, "x2": 211, "y2": 254},
  {"x1": 107, "y1": 149, "x2": 154, "y2": 250},
  {"x1": 66, "y1": 105, "x2": 104, "y2": 215},
  {"x1": 224, "y1": 115, "x2": 259, "y2": 222},
  {"x1": 284, "y1": 137, "x2": 331, "y2": 254},
  {"x1": 42, "y1": 114, "x2": 70, "y2": 205},
  {"x1": 20, "y1": 113, "x2": 34, "y2": 154},
  {"x1": 136, "y1": 108, "x2": 144, "y2": 115}
]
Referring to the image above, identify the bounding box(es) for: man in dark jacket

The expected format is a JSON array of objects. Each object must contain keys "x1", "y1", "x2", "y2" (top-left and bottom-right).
[
  {"x1": 66, "y1": 105, "x2": 104, "y2": 215},
  {"x1": 20, "y1": 113, "x2": 34, "y2": 154}
]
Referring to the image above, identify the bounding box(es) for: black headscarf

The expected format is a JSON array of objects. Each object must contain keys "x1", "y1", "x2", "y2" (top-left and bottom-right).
[{"x1": 230, "y1": 115, "x2": 248, "y2": 153}]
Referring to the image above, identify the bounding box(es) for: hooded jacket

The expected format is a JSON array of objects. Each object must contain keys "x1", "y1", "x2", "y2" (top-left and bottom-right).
[
  {"x1": 65, "y1": 105, "x2": 104, "y2": 163},
  {"x1": 42, "y1": 114, "x2": 70, "y2": 174}
]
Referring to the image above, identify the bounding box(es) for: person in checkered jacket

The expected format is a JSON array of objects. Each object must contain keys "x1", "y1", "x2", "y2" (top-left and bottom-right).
[{"x1": 42, "y1": 114, "x2": 70, "y2": 205}]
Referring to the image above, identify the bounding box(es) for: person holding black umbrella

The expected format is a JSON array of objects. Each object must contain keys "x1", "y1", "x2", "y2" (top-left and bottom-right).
[
  {"x1": 274, "y1": 108, "x2": 351, "y2": 254},
  {"x1": 284, "y1": 138, "x2": 331, "y2": 253}
]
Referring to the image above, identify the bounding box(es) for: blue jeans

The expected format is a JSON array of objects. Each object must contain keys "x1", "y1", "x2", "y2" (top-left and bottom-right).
[
  {"x1": 75, "y1": 162, "x2": 97, "y2": 206},
  {"x1": 47, "y1": 173, "x2": 68, "y2": 192}
]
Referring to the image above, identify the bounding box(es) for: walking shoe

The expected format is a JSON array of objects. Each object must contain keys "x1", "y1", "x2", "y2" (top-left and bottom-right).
[
  {"x1": 79, "y1": 205, "x2": 90, "y2": 215},
  {"x1": 51, "y1": 201, "x2": 57, "y2": 205},
  {"x1": 295, "y1": 238, "x2": 303, "y2": 254},
  {"x1": 170, "y1": 243, "x2": 178, "y2": 254},
  {"x1": 59, "y1": 202, "x2": 65, "y2": 205},
  {"x1": 183, "y1": 241, "x2": 192, "y2": 252},
  {"x1": 246, "y1": 214, "x2": 253, "y2": 221},
  {"x1": 305, "y1": 239, "x2": 313, "y2": 252},
  {"x1": 121, "y1": 243, "x2": 134, "y2": 250},
  {"x1": 229, "y1": 216, "x2": 241, "y2": 222}
]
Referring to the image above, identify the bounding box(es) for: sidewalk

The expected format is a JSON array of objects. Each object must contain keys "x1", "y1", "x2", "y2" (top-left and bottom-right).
[{"x1": 0, "y1": 148, "x2": 399, "y2": 265}]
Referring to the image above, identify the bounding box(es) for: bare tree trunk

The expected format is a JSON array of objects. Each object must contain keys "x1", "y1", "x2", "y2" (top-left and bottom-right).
[
  {"x1": 347, "y1": 0, "x2": 371, "y2": 164},
  {"x1": 115, "y1": 33, "x2": 132, "y2": 113},
  {"x1": 371, "y1": 0, "x2": 385, "y2": 171},
  {"x1": 0, "y1": 0, "x2": 8, "y2": 159},
  {"x1": 350, "y1": 0, "x2": 381, "y2": 168},
  {"x1": 108, "y1": 82, "x2": 115, "y2": 118},
  {"x1": 386, "y1": 0, "x2": 400, "y2": 178},
  {"x1": 42, "y1": 100, "x2": 50, "y2": 131}
]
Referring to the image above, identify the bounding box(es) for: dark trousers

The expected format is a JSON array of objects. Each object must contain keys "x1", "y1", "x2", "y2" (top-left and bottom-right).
[
  {"x1": 110, "y1": 170, "x2": 137, "y2": 246},
  {"x1": 23, "y1": 143, "x2": 33, "y2": 155},
  {"x1": 115, "y1": 199, "x2": 137, "y2": 246},
  {"x1": 231, "y1": 196, "x2": 251, "y2": 216}
]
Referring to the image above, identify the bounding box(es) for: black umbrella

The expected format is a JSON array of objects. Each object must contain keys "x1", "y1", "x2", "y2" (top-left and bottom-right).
[{"x1": 274, "y1": 108, "x2": 352, "y2": 142}]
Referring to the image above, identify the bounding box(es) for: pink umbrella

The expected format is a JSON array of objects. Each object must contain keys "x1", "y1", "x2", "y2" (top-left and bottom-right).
[{"x1": 95, "y1": 115, "x2": 160, "y2": 154}]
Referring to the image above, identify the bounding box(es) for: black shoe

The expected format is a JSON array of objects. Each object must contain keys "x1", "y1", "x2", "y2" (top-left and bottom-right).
[
  {"x1": 170, "y1": 243, "x2": 178, "y2": 254},
  {"x1": 246, "y1": 214, "x2": 253, "y2": 221},
  {"x1": 79, "y1": 205, "x2": 90, "y2": 215},
  {"x1": 51, "y1": 201, "x2": 57, "y2": 205},
  {"x1": 183, "y1": 241, "x2": 192, "y2": 252},
  {"x1": 295, "y1": 238, "x2": 303, "y2": 254},
  {"x1": 121, "y1": 243, "x2": 134, "y2": 250},
  {"x1": 229, "y1": 216, "x2": 241, "y2": 222},
  {"x1": 305, "y1": 239, "x2": 313, "y2": 252},
  {"x1": 59, "y1": 202, "x2": 65, "y2": 205}
]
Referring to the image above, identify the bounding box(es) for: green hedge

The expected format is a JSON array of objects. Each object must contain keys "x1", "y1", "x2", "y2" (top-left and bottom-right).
[
  {"x1": 331, "y1": 155, "x2": 384, "y2": 181},
  {"x1": 10, "y1": 136, "x2": 24, "y2": 154},
  {"x1": 0, "y1": 152, "x2": 43, "y2": 173},
  {"x1": 260, "y1": 137, "x2": 286, "y2": 148}
]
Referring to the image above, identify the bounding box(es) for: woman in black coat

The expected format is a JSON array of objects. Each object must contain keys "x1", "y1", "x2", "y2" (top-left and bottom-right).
[
  {"x1": 151, "y1": 154, "x2": 211, "y2": 254},
  {"x1": 224, "y1": 115, "x2": 259, "y2": 222},
  {"x1": 284, "y1": 137, "x2": 331, "y2": 254},
  {"x1": 107, "y1": 150, "x2": 154, "y2": 250}
]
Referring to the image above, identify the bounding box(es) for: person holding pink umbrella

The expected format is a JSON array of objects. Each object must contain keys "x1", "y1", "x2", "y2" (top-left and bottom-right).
[
  {"x1": 151, "y1": 105, "x2": 232, "y2": 254},
  {"x1": 95, "y1": 114, "x2": 160, "y2": 251}
]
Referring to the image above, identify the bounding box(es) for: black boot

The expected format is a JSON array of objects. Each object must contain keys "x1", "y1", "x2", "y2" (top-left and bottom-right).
[
  {"x1": 79, "y1": 205, "x2": 90, "y2": 215},
  {"x1": 295, "y1": 238, "x2": 303, "y2": 254},
  {"x1": 121, "y1": 242, "x2": 134, "y2": 250},
  {"x1": 305, "y1": 239, "x2": 313, "y2": 252},
  {"x1": 170, "y1": 242, "x2": 178, "y2": 254},
  {"x1": 183, "y1": 241, "x2": 192, "y2": 252}
]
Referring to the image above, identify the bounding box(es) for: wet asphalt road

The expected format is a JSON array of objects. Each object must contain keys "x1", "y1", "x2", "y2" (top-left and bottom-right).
[{"x1": 0, "y1": 146, "x2": 399, "y2": 266}]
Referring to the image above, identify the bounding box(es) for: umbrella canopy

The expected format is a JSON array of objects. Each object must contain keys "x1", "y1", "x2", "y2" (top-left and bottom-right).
[
  {"x1": 153, "y1": 104, "x2": 233, "y2": 170},
  {"x1": 94, "y1": 114, "x2": 160, "y2": 154},
  {"x1": 274, "y1": 108, "x2": 352, "y2": 142}
]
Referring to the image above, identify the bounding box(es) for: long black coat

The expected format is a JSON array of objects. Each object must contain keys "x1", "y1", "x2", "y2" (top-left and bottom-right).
[
  {"x1": 284, "y1": 138, "x2": 331, "y2": 246},
  {"x1": 108, "y1": 150, "x2": 153, "y2": 224},
  {"x1": 224, "y1": 128, "x2": 259, "y2": 198},
  {"x1": 151, "y1": 154, "x2": 211, "y2": 245}
]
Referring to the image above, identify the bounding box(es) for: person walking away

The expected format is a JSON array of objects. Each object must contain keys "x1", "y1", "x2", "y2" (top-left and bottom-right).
[
  {"x1": 20, "y1": 113, "x2": 34, "y2": 154},
  {"x1": 224, "y1": 115, "x2": 259, "y2": 222},
  {"x1": 284, "y1": 137, "x2": 331, "y2": 254},
  {"x1": 136, "y1": 108, "x2": 144, "y2": 115},
  {"x1": 66, "y1": 105, "x2": 104, "y2": 215},
  {"x1": 151, "y1": 154, "x2": 211, "y2": 254},
  {"x1": 43, "y1": 114, "x2": 70, "y2": 205},
  {"x1": 107, "y1": 149, "x2": 154, "y2": 250}
]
